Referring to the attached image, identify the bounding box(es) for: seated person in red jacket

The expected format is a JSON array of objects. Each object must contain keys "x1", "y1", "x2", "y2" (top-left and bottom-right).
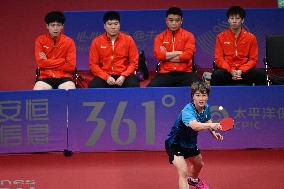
[
  {"x1": 147, "y1": 7, "x2": 199, "y2": 87},
  {"x1": 210, "y1": 6, "x2": 266, "y2": 86},
  {"x1": 34, "y1": 11, "x2": 76, "y2": 90},
  {"x1": 88, "y1": 11, "x2": 139, "y2": 88}
]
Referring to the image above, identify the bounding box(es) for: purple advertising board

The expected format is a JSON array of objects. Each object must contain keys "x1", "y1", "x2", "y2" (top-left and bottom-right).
[
  {"x1": 67, "y1": 87, "x2": 189, "y2": 151},
  {"x1": 198, "y1": 86, "x2": 284, "y2": 149},
  {"x1": 0, "y1": 90, "x2": 68, "y2": 153},
  {"x1": 1, "y1": 86, "x2": 283, "y2": 153},
  {"x1": 64, "y1": 9, "x2": 284, "y2": 70},
  {"x1": 68, "y1": 86, "x2": 284, "y2": 152}
]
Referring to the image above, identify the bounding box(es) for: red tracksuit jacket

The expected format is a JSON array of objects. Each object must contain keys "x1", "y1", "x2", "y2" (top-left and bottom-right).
[
  {"x1": 89, "y1": 32, "x2": 138, "y2": 81},
  {"x1": 215, "y1": 28, "x2": 258, "y2": 73},
  {"x1": 154, "y1": 28, "x2": 195, "y2": 73},
  {"x1": 35, "y1": 33, "x2": 76, "y2": 78}
]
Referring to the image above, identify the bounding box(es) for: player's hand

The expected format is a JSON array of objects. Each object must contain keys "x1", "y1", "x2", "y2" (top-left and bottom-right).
[
  {"x1": 106, "y1": 76, "x2": 116, "y2": 85},
  {"x1": 115, "y1": 76, "x2": 126, "y2": 86},
  {"x1": 231, "y1": 70, "x2": 238, "y2": 80},
  {"x1": 235, "y1": 70, "x2": 242, "y2": 80},
  {"x1": 211, "y1": 131, "x2": 224, "y2": 140},
  {"x1": 39, "y1": 52, "x2": 47, "y2": 60},
  {"x1": 210, "y1": 123, "x2": 222, "y2": 131},
  {"x1": 160, "y1": 46, "x2": 167, "y2": 52},
  {"x1": 174, "y1": 51, "x2": 183, "y2": 54},
  {"x1": 231, "y1": 69, "x2": 242, "y2": 80}
]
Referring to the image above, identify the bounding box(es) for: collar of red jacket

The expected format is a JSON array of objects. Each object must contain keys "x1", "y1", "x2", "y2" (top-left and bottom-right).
[
  {"x1": 166, "y1": 27, "x2": 183, "y2": 36},
  {"x1": 228, "y1": 27, "x2": 247, "y2": 38},
  {"x1": 103, "y1": 32, "x2": 122, "y2": 41},
  {"x1": 47, "y1": 32, "x2": 62, "y2": 44}
]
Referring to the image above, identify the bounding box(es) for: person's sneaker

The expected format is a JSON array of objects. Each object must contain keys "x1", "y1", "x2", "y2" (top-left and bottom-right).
[{"x1": 188, "y1": 177, "x2": 209, "y2": 189}]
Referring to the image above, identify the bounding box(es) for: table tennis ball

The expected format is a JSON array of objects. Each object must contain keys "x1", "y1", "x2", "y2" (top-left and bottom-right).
[{"x1": 218, "y1": 106, "x2": 224, "y2": 111}]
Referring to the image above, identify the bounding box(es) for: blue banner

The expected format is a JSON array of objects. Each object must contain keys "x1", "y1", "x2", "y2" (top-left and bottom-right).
[
  {"x1": 1, "y1": 86, "x2": 283, "y2": 153},
  {"x1": 68, "y1": 86, "x2": 284, "y2": 152},
  {"x1": 67, "y1": 87, "x2": 189, "y2": 151},
  {"x1": 199, "y1": 86, "x2": 284, "y2": 149},
  {"x1": 0, "y1": 90, "x2": 67, "y2": 153},
  {"x1": 64, "y1": 9, "x2": 284, "y2": 70}
]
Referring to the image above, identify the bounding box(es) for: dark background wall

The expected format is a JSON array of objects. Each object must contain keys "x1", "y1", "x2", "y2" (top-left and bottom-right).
[{"x1": 0, "y1": 0, "x2": 277, "y2": 91}]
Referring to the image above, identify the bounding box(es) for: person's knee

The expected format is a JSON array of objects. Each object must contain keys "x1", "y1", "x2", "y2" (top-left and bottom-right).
[
  {"x1": 191, "y1": 154, "x2": 204, "y2": 170},
  {"x1": 58, "y1": 81, "x2": 76, "y2": 89},
  {"x1": 177, "y1": 167, "x2": 188, "y2": 178},
  {"x1": 245, "y1": 69, "x2": 267, "y2": 85},
  {"x1": 147, "y1": 78, "x2": 170, "y2": 87},
  {"x1": 88, "y1": 77, "x2": 107, "y2": 88},
  {"x1": 88, "y1": 79, "x2": 96, "y2": 88},
  {"x1": 212, "y1": 69, "x2": 228, "y2": 78},
  {"x1": 124, "y1": 78, "x2": 140, "y2": 87},
  {"x1": 33, "y1": 81, "x2": 52, "y2": 90},
  {"x1": 193, "y1": 159, "x2": 204, "y2": 170},
  {"x1": 211, "y1": 69, "x2": 230, "y2": 85},
  {"x1": 198, "y1": 160, "x2": 204, "y2": 169},
  {"x1": 173, "y1": 156, "x2": 188, "y2": 177}
]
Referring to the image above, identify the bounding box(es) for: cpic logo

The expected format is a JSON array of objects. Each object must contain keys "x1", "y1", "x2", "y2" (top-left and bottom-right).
[{"x1": 210, "y1": 105, "x2": 229, "y2": 122}]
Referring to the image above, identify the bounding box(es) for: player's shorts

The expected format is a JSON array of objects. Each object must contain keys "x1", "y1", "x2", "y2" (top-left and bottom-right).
[
  {"x1": 36, "y1": 77, "x2": 74, "y2": 89},
  {"x1": 165, "y1": 142, "x2": 200, "y2": 164}
]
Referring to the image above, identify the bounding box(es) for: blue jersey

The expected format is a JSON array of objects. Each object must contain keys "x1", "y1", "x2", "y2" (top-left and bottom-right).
[{"x1": 165, "y1": 102, "x2": 211, "y2": 148}]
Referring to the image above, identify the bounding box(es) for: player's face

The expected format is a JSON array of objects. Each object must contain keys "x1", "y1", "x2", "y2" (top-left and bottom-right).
[
  {"x1": 104, "y1": 20, "x2": 120, "y2": 38},
  {"x1": 46, "y1": 22, "x2": 64, "y2": 37},
  {"x1": 192, "y1": 91, "x2": 208, "y2": 109},
  {"x1": 228, "y1": 14, "x2": 244, "y2": 31},
  {"x1": 166, "y1": 14, "x2": 182, "y2": 32}
]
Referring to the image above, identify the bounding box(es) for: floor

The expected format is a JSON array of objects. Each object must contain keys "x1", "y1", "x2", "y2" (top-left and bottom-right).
[{"x1": 0, "y1": 149, "x2": 284, "y2": 189}]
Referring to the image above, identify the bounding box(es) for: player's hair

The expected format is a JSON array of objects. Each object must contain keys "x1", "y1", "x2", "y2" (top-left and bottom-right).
[
  {"x1": 103, "y1": 11, "x2": 120, "y2": 24},
  {"x1": 166, "y1": 7, "x2": 183, "y2": 18},
  {"x1": 226, "y1": 6, "x2": 246, "y2": 19},
  {"x1": 45, "y1": 11, "x2": 65, "y2": 24},
  {"x1": 191, "y1": 81, "x2": 210, "y2": 97}
]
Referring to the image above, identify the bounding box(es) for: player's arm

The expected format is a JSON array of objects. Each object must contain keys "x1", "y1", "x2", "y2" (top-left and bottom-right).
[
  {"x1": 154, "y1": 35, "x2": 180, "y2": 61},
  {"x1": 214, "y1": 36, "x2": 232, "y2": 73},
  {"x1": 58, "y1": 39, "x2": 76, "y2": 72},
  {"x1": 89, "y1": 39, "x2": 110, "y2": 81},
  {"x1": 175, "y1": 33, "x2": 195, "y2": 63},
  {"x1": 35, "y1": 38, "x2": 65, "y2": 69},
  {"x1": 166, "y1": 34, "x2": 195, "y2": 63},
  {"x1": 153, "y1": 35, "x2": 167, "y2": 61},
  {"x1": 166, "y1": 51, "x2": 182, "y2": 62},
  {"x1": 238, "y1": 35, "x2": 258, "y2": 73},
  {"x1": 189, "y1": 120, "x2": 221, "y2": 131},
  {"x1": 206, "y1": 119, "x2": 223, "y2": 140},
  {"x1": 121, "y1": 37, "x2": 138, "y2": 77},
  {"x1": 154, "y1": 33, "x2": 186, "y2": 62}
]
